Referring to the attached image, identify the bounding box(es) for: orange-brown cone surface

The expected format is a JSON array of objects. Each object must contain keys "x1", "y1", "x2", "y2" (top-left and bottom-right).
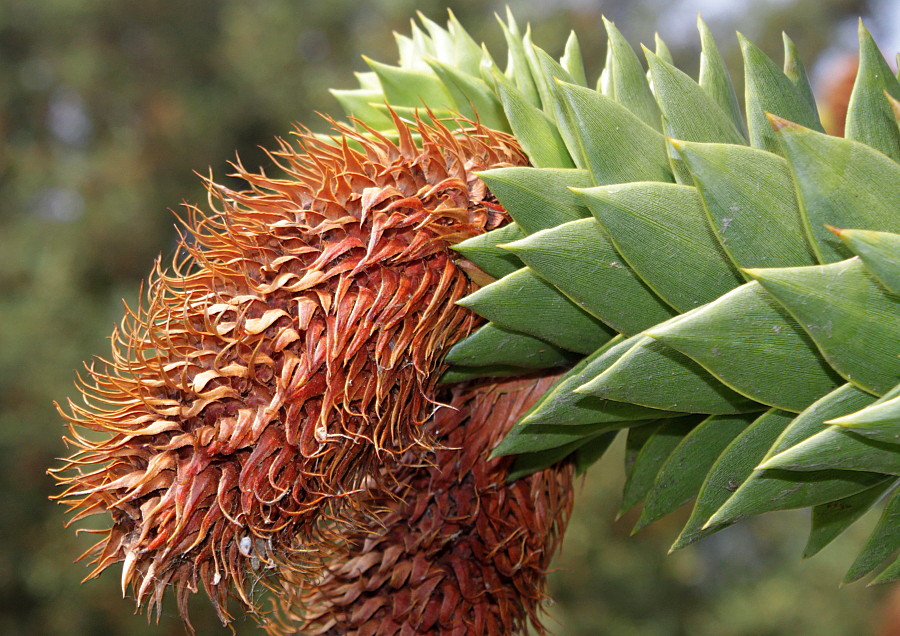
[
  {"x1": 52, "y1": 114, "x2": 527, "y2": 624},
  {"x1": 268, "y1": 374, "x2": 575, "y2": 635}
]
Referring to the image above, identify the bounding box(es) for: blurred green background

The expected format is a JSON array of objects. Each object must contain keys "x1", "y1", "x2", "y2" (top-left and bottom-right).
[{"x1": 1, "y1": 0, "x2": 898, "y2": 633}]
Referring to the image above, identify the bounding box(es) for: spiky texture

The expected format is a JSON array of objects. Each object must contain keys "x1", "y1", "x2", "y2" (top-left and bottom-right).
[
  {"x1": 52, "y1": 113, "x2": 527, "y2": 623},
  {"x1": 267, "y1": 374, "x2": 574, "y2": 635}
]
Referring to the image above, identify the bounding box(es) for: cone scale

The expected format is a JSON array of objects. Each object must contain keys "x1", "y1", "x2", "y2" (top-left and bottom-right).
[{"x1": 52, "y1": 113, "x2": 533, "y2": 624}]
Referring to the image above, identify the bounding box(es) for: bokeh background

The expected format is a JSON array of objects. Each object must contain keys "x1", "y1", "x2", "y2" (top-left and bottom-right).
[{"x1": 1, "y1": 0, "x2": 898, "y2": 634}]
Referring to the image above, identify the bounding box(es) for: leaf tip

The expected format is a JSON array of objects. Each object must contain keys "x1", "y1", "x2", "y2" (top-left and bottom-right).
[
  {"x1": 824, "y1": 224, "x2": 844, "y2": 239},
  {"x1": 667, "y1": 137, "x2": 686, "y2": 151},
  {"x1": 766, "y1": 112, "x2": 800, "y2": 131}
]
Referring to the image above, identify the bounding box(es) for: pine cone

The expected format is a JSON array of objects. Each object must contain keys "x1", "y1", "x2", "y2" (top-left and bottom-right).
[
  {"x1": 51, "y1": 113, "x2": 527, "y2": 625},
  {"x1": 269, "y1": 374, "x2": 575, "y2": 635}
]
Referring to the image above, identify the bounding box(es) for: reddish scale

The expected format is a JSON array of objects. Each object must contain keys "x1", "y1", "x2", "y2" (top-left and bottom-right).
[
  {"x1": 269, "y1": 375, "x2": 575, "y2": 636},
  {"x1": 52, "y1": 113, "x2": 527, "y2": 626}
]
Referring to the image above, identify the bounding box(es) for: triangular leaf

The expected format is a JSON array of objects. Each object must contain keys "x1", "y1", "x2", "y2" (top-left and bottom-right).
[
  {"x1": 603, "y1": 16, "x2": 662, "y2": 130},
  {"x1": 445, "y1": 322, "x2": 576, "y2": 369},
  {"x1": 739, "y1": 34, "x2": 823, "y2": 152},
  {"x1": 845, "y1": 20, "x2": 900, "y2": 160},
  {"x1": 522, "y1": 335, "x2": 683, "y2": 428},
  {"x1": 833, "y1": 228, "x2": 900, "y2": 295},
  {"x1": 504, "y1": 218, "x2": 678, "y2": 335},
  {"x1": 577, "y1": 335, "x2": 764, "y2": 415},
  {"x1": 845, "y1": 487, "x2": 900, "y2": 582},
  {"x1": 749, "y1": 258, "x2": 900, "y2": 395},
  {"x1": 645, "y1": 48, "x2": 746, "y2": 146},
  {"x1": 697, "y1": 16, "x2": 745, "y2": 136},
  {"x1": 452, "y1": 223, "x2": 525, "y2": 279},
  {"x1": 478, "y1": 167, "x2": 592, "y2": 234},
  {"x1": 492, "y1": 70, "x2": 576, "y2": 168},
  {"x1": 637, "y1": 413, "x2": 756, "y2": 530},
  {"x1": 805, "y1": 480, "x2": 896, "y2": 558},
  {"x1": 459, "y1": 267, "x2": 615, "y2": 354},
  {"x1": 671, "y1": 409, "x2": 795, "y2": 550},
  {"x1": 674, "y1": 140, "x2": 818, "y2": 269},
  {"x1": 364, "y1": 56, "x2": 457, "y2": 110},
  {"x1": 578, "y1": 183, "x2": 744, "y2": 312},
  {"x1": 560, "y1": 31, "x2": 588, "y2": 87},
  {"x1": 555, "y1": 82, "x2": 673, "y2": 185},
  {"x1": 761, "y1": 426, "x2": 900, "y2": 475},
  {"x1": 648, "y1": 281, "x2": 842, "y2": 412},
  {"x1": 621, "y1": 417, "x2": 700, "y2": 516},
  {"x1": 773, "y1": 117, "x2": 900, "y2": 263}
]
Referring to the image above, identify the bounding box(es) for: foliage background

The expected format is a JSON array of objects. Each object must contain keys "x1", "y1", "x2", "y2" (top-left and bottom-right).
[{"x1": 0, "y1": 0, "x2": 897, "y2": 633}]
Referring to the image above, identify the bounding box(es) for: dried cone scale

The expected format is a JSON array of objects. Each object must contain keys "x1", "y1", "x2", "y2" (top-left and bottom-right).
[
  {"x1": 268, "y1": 375, "x2": 575, "y2": 636},
  {"x1": 51, "y1": 112, "x2": 530, "y2": 624}
]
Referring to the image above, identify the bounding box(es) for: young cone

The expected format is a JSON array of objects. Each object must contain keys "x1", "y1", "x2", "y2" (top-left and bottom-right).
[
  {"x1": 268, "y1": 374, "x2": 575, "y2": 636},
  {"x1": 51, "y1": 113, "x2": 527, "y2": 624}
]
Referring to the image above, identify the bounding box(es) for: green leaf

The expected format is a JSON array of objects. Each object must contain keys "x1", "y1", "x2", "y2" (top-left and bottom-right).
[
  {"x1": 761, "y1": 426, "x2": 900, "y2": 475},
  {"x1": 446, "y1": 9, "x2": 485, "y2": 76},
  {"x1": 673, "y1": 140, "x2": 818, "y2": 269},
  {"x1": 506, "y1": 430, "x2": 616, "y2": 482},
  {"x1": 739, "y1": 34, "x2": 823, "y2": 153},
  {"x1": 830, "y1": 393, "x2": 900, "y2": 444},
  {"x1": 452, "y1": 223, "x2": 525, "y2": 279},
  {"x1": 782, "y1": 33, "x2": 818, "y2": 115},
  {"x1": 697, "y1": 16, "x2": 745, "y2": 137},
  {"x1": 495, "y1": 420, "x2": 627, "y2": 456},
  {"x1": 773, "y1": 118, "x2": 900, "y2": 263},
  {"x1": 522, "y1": 335, "x2": 683, "y2": 428},
  {"x1": 805, "y1": 480, "x2": 897, "y2": 558},
  {"x1": 845, "y1": 20, "x2": 900, "y2": 161},
  {"x1": 602, "y1": 17, "x2": 662, "y2": 130},
  {"x1": 624, "y1": 422, "x2": 662, "y2": 483},
  {"x1": 654, "y1": 33, "x2": 673, "y2": 64},
  {"x1": 396, "y1": 24, "x2": 434, "y2": 72},
  {"x1": 706, "y1": 464, "x2": 886, "y2": 530},
  {"x1": 492, "y1": 70, "x2": 576, "y2": 168},
  {"x1": 845, "y1": 487, "x2": 900, "y2": 582},
  {"x1": 647, "y1": 281, "x2": 842, "y2": 412},
  {"x1": 872, "y1": 553, "x2": 900, "y2": 584},
  {"x1": 503, "y1": 218, "x2": 678, "y2": 335},
  {"x1": 426, "y1": 58, "x2": 509, "y2": 131},
  {"x1": 555, "y1": 81, "x2": 673, "y2": 185},
  {"x1": 644, "y1": 48, "x2": 746, "y2": 146},
  {"x1": 458, "y1": 267, "x2": 615, "y2": 355},
  {"x1": 497, "y1": 8, "x2": 540, "y2": 107},
  {"x1": 763, "y1": 383, "x2": 877, "y2": 463},
  {"x1": 749, "y1": 258, "x2": 900, "y2": 395},
  {"x1": 560, "y1": 31, "x2": 588, "y2": 86},
  {"x1": 671, "y1": 409, "x2": 795, "y2": 550},
  {"x1": 645, "y1": 45, "x2": 745, "y2": 183},
  {"x1": 477, "y1": 167, "x2": 592, "y2": 234},
  {"x1": 577, "y1": 183, "x2": 744, "y2": 312},
  {"x1": 354, "y1": 71, "x2": 382, "y2": 91},
  {"x1": 833, "y1": 228, "x2": 900, "y2": 295},
  {"x1": 637, "y1": 413, "x2": 756, "y2": 530},
  {"x1": 364, "y1": 57, "x2": 457, "y2": 111},
  {"x1": 417, "y1": 12, "x2": 454, "y2": 63},
  {"x1": 330, "y1": 89, "x2": 394, "y2": 129},
  {"x1": 577, "y1": 335, "x2": 764, "y2": 415},
  {"x1": 523, "y1": 33, "x2": 575, "y2": 124},
  {"x1": 444, "y1": 322, "x2": 576, "y2": 369},
  {"x1": 621, "y1": 417, "x2": 700, "y2": 516},
  {"x1": 439, "y1": 364, "x2": 527, "y2": 383}
]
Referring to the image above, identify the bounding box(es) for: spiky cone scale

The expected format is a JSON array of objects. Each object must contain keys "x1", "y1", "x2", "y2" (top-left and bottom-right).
[
  {"x1": 267, "y1": 374, "x2": 575, "y2": 636},
  {"x1": 51, "y1": 113, "x2": 528, "y2": 625}
]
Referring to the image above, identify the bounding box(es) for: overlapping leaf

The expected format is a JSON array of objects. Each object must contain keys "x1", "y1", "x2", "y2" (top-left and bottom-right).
[{"x1": 339, "y1": 11, "x2": 900, "y2": 584}]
